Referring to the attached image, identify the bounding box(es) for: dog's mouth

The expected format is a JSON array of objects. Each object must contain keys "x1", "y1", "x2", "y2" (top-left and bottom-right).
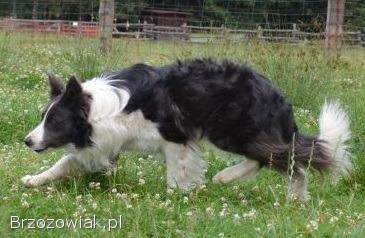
[{"x1": 34, "y1": 148, "x2": 47, "y2": 153}]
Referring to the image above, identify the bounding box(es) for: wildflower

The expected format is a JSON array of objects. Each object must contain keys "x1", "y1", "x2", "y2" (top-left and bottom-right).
[
  {"x1": 233, "y1": 214, "x2": 240, "y2": 220},
  {"x1": 206, "y1": 207, "x2": 214, "y2": 216},
  {"x1": 116, "y1": 193, "x2": 122, "y2": 199},
  {"x1": 267, "y1": 222, "x2": 274, "y2": 230},
  {"x1": 306, "y1": 220, "x2": 318, "y2": 232},
  {"x1": 21, "y1": 200, "x2": 29, "y2": 208},
  {"x1": 89, "y1": 182, "x2": 101, "y2": 190},
  {"x1": 138, "y1": 178, "x2": 146, "y2": 185},
  {"x1": 183, "y1": 196, "x2": 189, "y2": 204},
  {"x1": 76, "y1": 195, "x2": 82, "y2": 203},
  {"x1": 242, "y1": 209, "x2": 257, "y2": 219},
  {"x1": 111, "y1": 188, "x2": 117, "y2": 193},
  {"x1": 329, "y1": 216, "x2": 339, "y2": 224},
  {"x1": 11, "y1": 185, "x2": 18, "y2": 192}
]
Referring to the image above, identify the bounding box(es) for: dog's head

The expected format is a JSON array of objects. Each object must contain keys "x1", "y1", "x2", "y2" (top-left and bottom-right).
[{"x1": 24, "y1": 74, "x2": 92, "y2": 152}]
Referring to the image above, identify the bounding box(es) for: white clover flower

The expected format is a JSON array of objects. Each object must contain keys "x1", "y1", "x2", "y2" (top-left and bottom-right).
[
  {"x1": 306, "y1": 220, "x2": 318, "y2": 232},
  {"x1": 116, "y1": 193, "x2": 122, "y2": 199},
  {"x1": 219, "y1": 209, "x2": 227, "y2": 218},
  {"x1": 138, "y1": 178, "x2": 146, "y2": 185},
  {"x1": 76, "y1": 195, "x2": 82, "y2": 203},
  {"x1": 241, "y1": 199, "x2": 248, "y2": 205},
  {"x1": 183, "y1": 196, "x2": 189, "y2": 204},
  {"x1": 111, "y1": 188, "x2": 117, "y2": 193},
  {"x1": 206, "y1": 207, "x2": 214, "y2": 215},
  {"x1": 21, "y1": 200, "x2": 29, "y2": 208},
  {"x1": 329, "y1": 216, "x2": 339, "y2": 224},
  {"x1": 242, "y1": 209, "x2": 257, "y2": 219},
  {"x1": 165, "y1": 199, "x2": 171, "y2": 206}
]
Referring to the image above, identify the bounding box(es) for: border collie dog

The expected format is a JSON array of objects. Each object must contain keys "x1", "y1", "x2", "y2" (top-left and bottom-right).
[{"x1": 23, "y1": 59, "x2": 351, "y2": 201}]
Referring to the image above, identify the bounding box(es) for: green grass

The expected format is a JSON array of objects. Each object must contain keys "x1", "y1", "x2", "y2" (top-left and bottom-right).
[{"x1": 0, "y1": 33, "x2": 365, "y2": 237}]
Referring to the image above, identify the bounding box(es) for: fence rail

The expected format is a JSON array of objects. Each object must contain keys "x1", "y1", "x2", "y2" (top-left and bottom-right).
[{"x1": 1, "y1": 18, "x2": 363, "y2": 46}]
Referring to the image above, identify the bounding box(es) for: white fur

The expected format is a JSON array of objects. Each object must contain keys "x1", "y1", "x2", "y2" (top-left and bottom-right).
[
  {"x1": 164, "y1": 142, "x2": 206, "y2": 191},
  {"x1": 318, "y1": 101, "x2": 352, "y2": 180},
  {"x1": 22, "y1": 78, "x2": 205, "y2": 190},
  {"x1": 25, "y1": 101, "x2": 56, "y2": 151},
  {"x1": 212, "y1": 159, "x2": 259, "y2": 184}
]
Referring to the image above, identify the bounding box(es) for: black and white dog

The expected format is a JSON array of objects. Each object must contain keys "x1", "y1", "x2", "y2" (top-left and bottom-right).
[{"x1": 23, "y1": 59, "x2": 351, "y2": 201}]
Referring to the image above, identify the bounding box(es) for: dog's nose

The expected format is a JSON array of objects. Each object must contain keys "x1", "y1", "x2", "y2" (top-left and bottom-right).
[{"x1": 24, "y1": 137, "x2": 33, "y2": 147}]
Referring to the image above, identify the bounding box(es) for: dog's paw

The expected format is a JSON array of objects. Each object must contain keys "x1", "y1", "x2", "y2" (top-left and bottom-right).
[
  {"x1": 21, "y1": 175, "x2": 38, "y2": 187},
  {"x1": 212, "y1": 172, "x2": 230, "y2": 184}
]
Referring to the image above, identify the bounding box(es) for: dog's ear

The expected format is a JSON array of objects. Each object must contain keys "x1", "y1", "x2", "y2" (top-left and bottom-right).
[
  {"x1": 63, "y1": 76, "x2": 82, "y2": 100},
  {"x1": 48, "y1": 73, "x2": 64, "y2": 98}
]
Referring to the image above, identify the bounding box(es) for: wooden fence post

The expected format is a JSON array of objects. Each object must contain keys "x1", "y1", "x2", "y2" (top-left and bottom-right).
[
  {"x1": 325, "y1": 0, "x2": 345, "y2": 58},
  {"x1": 99, "y1": 0, "x2": 114, "y2": 54}
]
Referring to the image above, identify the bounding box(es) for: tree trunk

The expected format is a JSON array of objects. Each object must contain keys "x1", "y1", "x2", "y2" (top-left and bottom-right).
[
  {"x1": 32, "y1": 0, "x2": 38, "y2": 19},
  {"x1": 99, "y1": 0, "x2": 115, "y2": 54},
  {"x1": 325, "y1": 0, "x2": 345, "y2": 58}
]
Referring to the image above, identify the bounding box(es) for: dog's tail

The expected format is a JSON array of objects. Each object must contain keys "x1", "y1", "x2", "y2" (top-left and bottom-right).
[{"x1": 247, "y1": 101, "x2": 352, "y2": 179}]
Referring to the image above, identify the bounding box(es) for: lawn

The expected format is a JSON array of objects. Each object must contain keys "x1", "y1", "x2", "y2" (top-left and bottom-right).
[{"x1": 0, "y1": 33, "x2": 364, "y2": 237}]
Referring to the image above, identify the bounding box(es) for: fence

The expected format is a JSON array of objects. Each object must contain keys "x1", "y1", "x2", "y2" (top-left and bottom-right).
[{"x1": 1, "y1": 18, "x2": 363, "y2": 46}]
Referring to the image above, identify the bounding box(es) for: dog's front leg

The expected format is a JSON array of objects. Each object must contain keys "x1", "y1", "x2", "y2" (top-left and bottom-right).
[
  {"x1": 21, "y1": 154, "x2": 83, "y2": 187},
  {"x1": 163, "y1": 142, "x2": 206, "y2": 192}
]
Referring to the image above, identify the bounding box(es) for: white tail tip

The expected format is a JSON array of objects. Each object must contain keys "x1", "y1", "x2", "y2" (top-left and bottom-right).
[{"x1": 318, "y1": 101, "x2": 352, "y2": 180}]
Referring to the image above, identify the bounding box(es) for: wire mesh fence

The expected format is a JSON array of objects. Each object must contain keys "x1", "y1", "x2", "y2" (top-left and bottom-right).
[{"x1": 0, "y1": 0, "x2": 364, "y2": 45}]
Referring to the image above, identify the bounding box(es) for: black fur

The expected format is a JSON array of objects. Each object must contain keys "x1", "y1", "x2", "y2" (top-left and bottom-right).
[
  {"x1": 106, "y1": 59, "x2": 331, "y2": 175},
  {"x1": 39, "y1": 77, "x2": 92, "y2": 150}
]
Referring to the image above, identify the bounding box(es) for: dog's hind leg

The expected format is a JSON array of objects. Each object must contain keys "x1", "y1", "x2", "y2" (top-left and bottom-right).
[
  {"x1": 287, "y1": 168, "x2": 310, "y2": 202},
  {"x1": 163, "y1": 142, "x2": 206, "y2": 192},
  {"x1": 21, "y1": 154, "x2": 84, "y2": 187},
  {"x1": 213, "y1": 159, "x2": 260, "y2": 184}
]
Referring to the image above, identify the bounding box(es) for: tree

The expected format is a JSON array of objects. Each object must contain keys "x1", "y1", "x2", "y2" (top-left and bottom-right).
[{"x1": 99, "y1": 0, "x2": 115, "y2": 54}]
